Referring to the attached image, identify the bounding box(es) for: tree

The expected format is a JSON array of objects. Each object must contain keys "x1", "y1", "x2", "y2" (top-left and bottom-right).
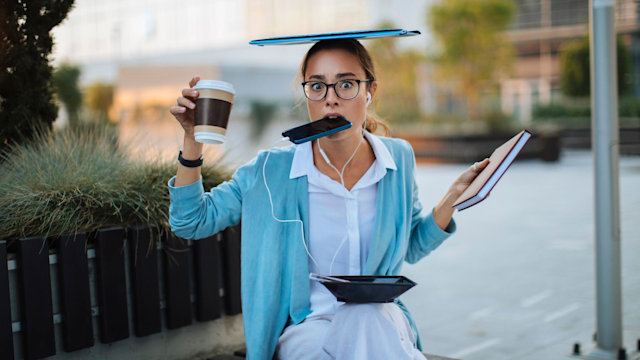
[
  {"x1": 0, "y1": 0, "x2": 75, "y2": 152},
  {"x1": 249, "y1": 100, "x2": 277, "y2": 141},
  {"x1": 52, "y1": 63, "x2": 82, "y2": 128},
  {"x1": 367, "y1": 23, "x2": 423, "y2": 124},
  {"x1": 427, "y1": 0, "x2": 515, "y2": 122},
  {"x1": 560, "y1": 36, "x2": 632, "y2": 97},
  {"x1": 85, "y1": 82, "x2": 114, "y2": 123}
]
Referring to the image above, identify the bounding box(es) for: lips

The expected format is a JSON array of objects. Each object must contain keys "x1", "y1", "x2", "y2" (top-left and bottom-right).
[{"x1": 324, "y1": 113, "x2": 343, "y2": 118}]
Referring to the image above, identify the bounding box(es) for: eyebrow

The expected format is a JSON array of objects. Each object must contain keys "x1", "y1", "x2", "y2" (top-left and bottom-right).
[{"x1": 308, "y1": 72, "x2": 357, "y2": 80}]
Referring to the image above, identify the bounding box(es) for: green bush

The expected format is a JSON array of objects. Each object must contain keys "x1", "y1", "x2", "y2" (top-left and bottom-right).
[
  {"x1": 249, "y1": 101, "x2": 278, "y2": 141},
  {"x1": 85, "y1": 82, "x2": 115, "y2": 123},
  {"x1": 483, "y1": 111, "x2": 516, "y2": 133},
  {"x1": 533, "y1": 97, "x2": 640, "y2": 127},
  {"x1": 560, "y1": 36, "x2": 633, "y2": 97},
  {"x1": 52, "y1": 63, "x2": 83, "y2": 128},
  {"x1": 0, "y1": 124, "x2": 231, "y2": 243},
  {"x1": 532, "y1": 102, "x2": 591, "y2": 118},
  {"x1": 619, "y1": 96, "x2": 640, "y2": 118}
]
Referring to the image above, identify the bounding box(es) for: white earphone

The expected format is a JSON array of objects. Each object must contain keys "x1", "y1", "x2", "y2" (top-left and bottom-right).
[{"x1": 366, "y1": 92, "x2": 372, "y2": 106}]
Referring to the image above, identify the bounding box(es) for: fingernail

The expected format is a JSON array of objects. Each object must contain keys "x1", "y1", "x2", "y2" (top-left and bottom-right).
[
  {"x1": 189, "y1": 102, "x2": 195, "y2": 109},
  {"x1": 191, "y1": 90, "x2": 197, "y2": 95}
]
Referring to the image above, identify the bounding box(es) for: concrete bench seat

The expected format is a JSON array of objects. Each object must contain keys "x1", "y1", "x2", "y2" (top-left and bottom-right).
[{"x1": 209, "y1": 350, "x2": 460, "y2": 360}]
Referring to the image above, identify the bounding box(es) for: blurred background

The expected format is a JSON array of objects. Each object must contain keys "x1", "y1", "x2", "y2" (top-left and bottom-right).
[
  {"x1": 45, "y1": 0, "x2": 640, "y2": 165},
  {"x1": 46, "y1": 2, "x2": 640, "y2": 356},
  {"x1": 2, "y1": 0, "x2": 639, "y2": 359}
]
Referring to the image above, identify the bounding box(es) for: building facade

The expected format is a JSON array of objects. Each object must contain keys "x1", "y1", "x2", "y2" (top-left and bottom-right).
[{"x1": 502, "y1": 0, "x2": 640, "y2": 124}]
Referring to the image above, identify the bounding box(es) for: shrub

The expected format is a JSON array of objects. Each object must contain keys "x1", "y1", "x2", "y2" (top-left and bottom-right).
[
  {"x1": 52, "y1": 63, "x2": 83, "y2": 128},
  {"x1": 85, "y1": 82, "x2": 115, "y2": 123},
  {"x1": 483, "y1": 111, "x2": 515, "y2": 133},
  {"x1": 560, "y1": 36, "x2": 633, "y2": 97},
  {"x1": 249, "y1": 101, "x2": 278, "y2": 141},
  {"x1": 533, "y1": 97, "x2": 640, "y2": 127},
  {"x1": 0, "y1": 124, "x2": 230, "y2": 243},
  {"x1": 619, "y1": 96, "x2": 640, "y2": 118}
]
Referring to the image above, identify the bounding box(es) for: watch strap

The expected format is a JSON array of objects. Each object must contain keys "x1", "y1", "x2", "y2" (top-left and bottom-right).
[{"x1": 178, "y1": 150, "x2": 203, "y2": 168}]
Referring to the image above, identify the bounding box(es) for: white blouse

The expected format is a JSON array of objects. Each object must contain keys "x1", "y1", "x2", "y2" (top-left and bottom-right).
[{"x1": 289, "y1": 132, "x2": 397, "y2": 319}]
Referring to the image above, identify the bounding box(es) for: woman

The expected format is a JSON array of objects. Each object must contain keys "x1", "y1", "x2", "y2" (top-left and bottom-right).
[{"x1": 169, "y1": 39, "x2": 488, "y2": 360}]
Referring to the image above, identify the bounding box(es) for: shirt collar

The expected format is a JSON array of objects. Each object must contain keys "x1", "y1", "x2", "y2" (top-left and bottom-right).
[{"x1": 289, "y1": 131, "x2": 397, "y2": 179}]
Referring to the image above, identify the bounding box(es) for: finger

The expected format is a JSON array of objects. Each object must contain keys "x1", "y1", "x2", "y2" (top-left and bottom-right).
[
  {"x1": 458, "y1": 161, "x2": 486, "y2": 183},
  {"x1": 476, "y1": 158, "x2": 490, "y2": 171},
  {"x1": 188, "y1": 76, "x2": 200, "y2": 88},
  {"x1": 468, "y1": 158, "x2": 490, "y2": 174},
  {"x1": 181, "y1": 88, "x2": 199, "y2": 99},
  {"x1": 176, "y1": 97, "x2": 196, "y2": 109},
  {"x1": 454, "y1": 169, "x2": 476, "y2": 185},
  {"x1": 169, "y1": 106, "x2": 186, "y2": 115}
]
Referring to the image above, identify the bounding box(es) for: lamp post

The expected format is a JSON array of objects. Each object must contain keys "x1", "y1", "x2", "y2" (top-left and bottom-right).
[{"x1": 589, "y1": 0, "x2": 624, "y2": 358}]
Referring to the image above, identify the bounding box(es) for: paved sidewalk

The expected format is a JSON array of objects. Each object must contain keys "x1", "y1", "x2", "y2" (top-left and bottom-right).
[{"x1": 402, "y1": 150, "x2": 640, "y2": 359}]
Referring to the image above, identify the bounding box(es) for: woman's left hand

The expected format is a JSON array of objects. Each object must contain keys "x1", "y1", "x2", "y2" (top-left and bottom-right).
[{"x1": 432, "y1": 158, "x2": 490, "y2": 230}]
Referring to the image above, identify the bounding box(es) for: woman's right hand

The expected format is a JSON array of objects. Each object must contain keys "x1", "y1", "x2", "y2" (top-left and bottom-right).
[{"x1": 170, "y1": 76, "x2": 201, "y2": 137}]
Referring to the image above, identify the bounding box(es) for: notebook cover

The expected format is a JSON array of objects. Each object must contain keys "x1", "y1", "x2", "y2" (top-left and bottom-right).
[{"x1": 453, "y1": 130, "x2": 532, "y2": 210}]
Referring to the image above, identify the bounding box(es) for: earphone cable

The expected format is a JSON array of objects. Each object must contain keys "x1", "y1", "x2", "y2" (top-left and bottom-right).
[
  {"x1": 263, "y1": 137, "x2": 320, "y2": 271},
  {"x1": 316, "y1": 118, "x2": 366, "y2": 275}
]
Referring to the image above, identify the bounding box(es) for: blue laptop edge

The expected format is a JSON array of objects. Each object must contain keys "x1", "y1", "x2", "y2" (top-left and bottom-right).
[{"x1": 250, "y1": 28, "x2": 421, "y2": 46}]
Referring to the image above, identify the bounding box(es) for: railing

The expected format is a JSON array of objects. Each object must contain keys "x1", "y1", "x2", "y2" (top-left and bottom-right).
[{"x1": 0, "y1": 224, "x2": 242, "y2": 359}]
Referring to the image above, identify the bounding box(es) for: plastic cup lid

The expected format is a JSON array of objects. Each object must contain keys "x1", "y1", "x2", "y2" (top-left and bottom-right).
[
  {"x1": 193, "y1": 80, "x2": 235, "y2": 94},
  {"x1": 195, "y1": 131, "x2": 225, "y2": 144}
]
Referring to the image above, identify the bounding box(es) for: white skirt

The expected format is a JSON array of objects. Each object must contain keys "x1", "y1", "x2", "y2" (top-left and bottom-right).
[{"x1": 275, "y1": 303, "x2": 427, "y2": 360}]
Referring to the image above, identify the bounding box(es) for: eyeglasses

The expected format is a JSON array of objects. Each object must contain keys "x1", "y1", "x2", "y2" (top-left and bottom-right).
[{"x1": 301, "y1": 79, "x2": 370, "y2": 101}]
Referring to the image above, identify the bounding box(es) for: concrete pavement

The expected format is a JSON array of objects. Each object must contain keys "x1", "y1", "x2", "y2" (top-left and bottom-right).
[{"x1": 403, "y1": 150, "x2": 640, "y2": 359}]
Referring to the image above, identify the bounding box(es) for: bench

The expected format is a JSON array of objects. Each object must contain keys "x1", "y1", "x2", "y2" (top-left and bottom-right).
[{"x1": 210, "y1": 349, "x2": 460, "y2": 360}]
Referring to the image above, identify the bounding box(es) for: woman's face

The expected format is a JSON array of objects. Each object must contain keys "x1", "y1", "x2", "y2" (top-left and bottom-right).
[{"x1": 304, "y1": 48, "x2": 376, "y2": 141}]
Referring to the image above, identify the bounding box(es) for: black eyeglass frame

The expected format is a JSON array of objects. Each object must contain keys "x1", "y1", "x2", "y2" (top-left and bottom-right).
[{"x1": 301, "y1": 79, "x2": 371, "y2": 101}]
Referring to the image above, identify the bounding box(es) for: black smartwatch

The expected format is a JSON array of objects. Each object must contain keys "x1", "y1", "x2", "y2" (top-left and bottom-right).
[{"x1": 178, "y1": 150, "x2": 203, "y2": 168}]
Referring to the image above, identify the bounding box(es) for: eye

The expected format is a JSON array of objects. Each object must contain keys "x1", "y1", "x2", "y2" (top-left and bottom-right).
[
  {"x1": 339, "y1": 80, "x2": 356, "y2": 89},
  {"x1": 310, "y1": 82, "x2": 324, "y2": 92}
]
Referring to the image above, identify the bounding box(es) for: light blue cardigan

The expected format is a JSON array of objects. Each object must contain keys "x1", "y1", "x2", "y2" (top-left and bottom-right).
[{"x1": 169, "y1": 136, "x2": 455, "y2": 360}]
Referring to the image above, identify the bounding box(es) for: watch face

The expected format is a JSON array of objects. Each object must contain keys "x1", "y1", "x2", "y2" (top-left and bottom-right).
[{"x1": 249, "y1": 29, "x2": 420, "y2": 46}]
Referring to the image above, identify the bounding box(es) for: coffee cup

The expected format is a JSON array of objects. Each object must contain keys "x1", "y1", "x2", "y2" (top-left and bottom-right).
[{"x1": 193, "y1": 80, "x2": 235, "y2": 144}]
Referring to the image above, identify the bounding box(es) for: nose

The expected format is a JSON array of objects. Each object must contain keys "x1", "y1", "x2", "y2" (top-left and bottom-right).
[{"x1": 325, "y1": 85, "x2": 339, "y2": 104}]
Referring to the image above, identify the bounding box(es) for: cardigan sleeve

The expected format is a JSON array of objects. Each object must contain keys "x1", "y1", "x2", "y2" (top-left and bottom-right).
[
  {"x1": 404, "y1": 147, "x2": 456, "y2": 264},
  {"x1": 168, "y1": 156, "x2": 260, "y2": 239}
]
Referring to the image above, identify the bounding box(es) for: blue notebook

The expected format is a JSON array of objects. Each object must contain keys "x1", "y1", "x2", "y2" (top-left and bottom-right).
[{"x1": 249, "y1": 28, "x2": 421, "y2": 46}]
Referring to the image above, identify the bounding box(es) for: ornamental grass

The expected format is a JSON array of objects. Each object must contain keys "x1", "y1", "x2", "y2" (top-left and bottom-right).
[{"x1": 0, "y1": 124, "x2": 231, "y2": 243}]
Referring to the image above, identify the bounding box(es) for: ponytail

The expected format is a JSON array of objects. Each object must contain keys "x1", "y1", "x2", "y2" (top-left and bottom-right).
[{"x1": 365, "y1": 113, "x2": 389, "y2": 136}]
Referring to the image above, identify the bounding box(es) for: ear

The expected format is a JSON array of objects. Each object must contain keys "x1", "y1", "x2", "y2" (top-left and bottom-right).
[{"x1": 368, "y1": 81, "x2": 378, "y2": 98}]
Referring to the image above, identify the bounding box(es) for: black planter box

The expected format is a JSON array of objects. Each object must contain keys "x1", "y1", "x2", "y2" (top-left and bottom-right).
[{"x1": 0, "y1": 224, "x2": 242, "y2": 360}]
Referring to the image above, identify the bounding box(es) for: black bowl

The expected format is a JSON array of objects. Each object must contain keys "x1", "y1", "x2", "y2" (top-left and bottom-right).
[{"x1": 319, "y1": 275, "x2": 416, "y2": 303}]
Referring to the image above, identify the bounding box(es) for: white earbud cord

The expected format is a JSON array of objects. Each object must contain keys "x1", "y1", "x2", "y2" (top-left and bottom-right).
[
  {"x1": 263, "y1": 116, "x2": 368, "y2": 276},
  {"x1": 317, "y1": 116, "x2": 367, "y2": 275},
  {"x1": 317, "y1": 137, "x2": 362, "y2": 275},
  {"x1": 263, "y1": 137, "x2": 320, "y2": 271}
]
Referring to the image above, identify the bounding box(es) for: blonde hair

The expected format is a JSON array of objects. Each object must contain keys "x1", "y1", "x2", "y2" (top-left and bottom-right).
[{"x1": 298, "y1": 39, "x2": 390, "y2": 136}]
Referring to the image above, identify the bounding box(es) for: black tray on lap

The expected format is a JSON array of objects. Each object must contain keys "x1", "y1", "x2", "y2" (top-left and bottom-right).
[{"x1": 319, "y1": 275, "x2": 416, "y2": 303}]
